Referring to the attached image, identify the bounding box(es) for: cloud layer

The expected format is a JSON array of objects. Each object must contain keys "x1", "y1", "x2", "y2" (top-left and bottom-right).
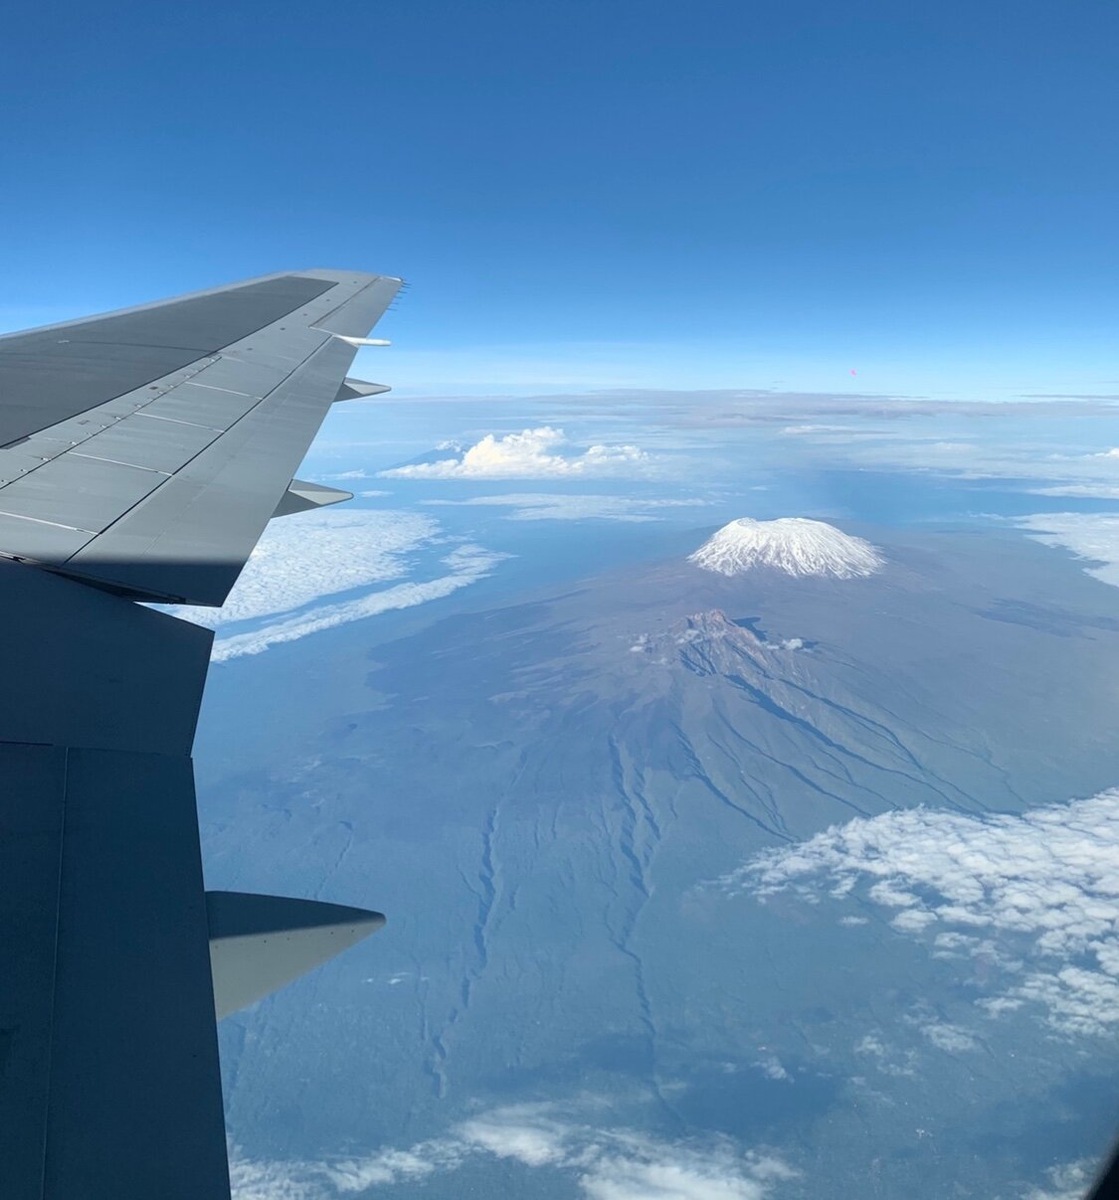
[
  {"x1": 158, "y1": 509, "x2": 505, "y2": 661},
  {"x1": 722, "y1": 789, "x2": 1119, "y2": 1037},
  {"x1": 380, "y1": 427, "x2": 651, "y2": 480},
  {"x1": 211, "y1": 545, "x2": 505, "y2": 662},
  {"x1": 424, "y1": 493, "x2": 708, "y2": 521},
  {"x1": 1022, "y1": 1159, "x2": 1097, "y2": 1200},
  {"x1": 230, "y1": 1105, "x2": 795, "y2": 1200},
  {"x1": 1017, "y1": 513, "x2": 1119, "y2": 588},
  {"x1": 168, "y1": 509, "x2": 439, "y2": 628}
]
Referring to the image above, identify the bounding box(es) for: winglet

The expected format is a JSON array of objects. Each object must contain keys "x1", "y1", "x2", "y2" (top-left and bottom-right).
[
  {"x1": 272, "y1": 479, "x2": 353, "y2": 518},
  {"x1": 335, "y1": 377, "x2": 392, "y2": 402},
  {"x1": 207, "y1": 892, "x2": 385, "y2": 1020}
]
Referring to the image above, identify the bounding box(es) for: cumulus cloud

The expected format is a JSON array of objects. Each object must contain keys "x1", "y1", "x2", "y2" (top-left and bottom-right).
[
  {"x1": 1021, "y1": 1159, "x2": 1097, "y2": 1200},
  {"x1": 755, "y1": 1054, "x2": 793, "y2": 1082},
  {"x1": 380, "y1": 427, "x2": 651, "y2": 480},
  {"x1": 1017, "y1": 512, "x2": 1119, "y2": 588},
  {"x1": 424, "y1": 493, "x2": 707, "y2": 522},
  {"x1": 852, "y1": 1033, "x2": 918, "y2": 1077},
  {"x1": 229, "y1": 1155, "x2": 331, "y2": 1200},
  {"x1": 721, "y1": 789, "x2": 1119, "y2": 1037},
  {"x1": 230, "y1": 1105, "x2": 797, "y2": 1200},
  {"x1": 854, "y1": 1034, "x2": 886, "y2": 1058},
  {"x1": 915, "y1": 1020, "x2": 977, "y2": 1053}
]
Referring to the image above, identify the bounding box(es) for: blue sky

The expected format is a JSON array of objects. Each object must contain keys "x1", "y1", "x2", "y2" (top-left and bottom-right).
[{"x1": 3, "y1": 0, "x2": 1117, "y2": 395}]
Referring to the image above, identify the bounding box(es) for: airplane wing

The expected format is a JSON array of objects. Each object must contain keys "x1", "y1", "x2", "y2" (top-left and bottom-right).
[{"x1": 0, "y1": 271, "x2": 395, "y2": 1200}]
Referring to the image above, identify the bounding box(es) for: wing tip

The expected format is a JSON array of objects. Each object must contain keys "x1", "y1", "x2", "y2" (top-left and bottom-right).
[{"x1": 298, "y1": 268, "x2": 405, "y2": 286}]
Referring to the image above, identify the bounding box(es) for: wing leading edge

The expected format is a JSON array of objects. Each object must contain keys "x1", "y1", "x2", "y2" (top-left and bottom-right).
[{"x1": 0, "y1": 271, "x2": 394, "y2": 1200}]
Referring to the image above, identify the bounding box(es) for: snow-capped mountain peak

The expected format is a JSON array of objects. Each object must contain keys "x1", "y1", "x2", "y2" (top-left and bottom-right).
[{"x1": 688, "y1": 517, "x2": 883, "y2": 579}]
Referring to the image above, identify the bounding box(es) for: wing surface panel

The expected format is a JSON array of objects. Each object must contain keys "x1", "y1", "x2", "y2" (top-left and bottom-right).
[
  {"x1": 42, "y1": 748, "x2": 229, "y2": 1200},
  {"x1": 0, "y1": 560, "x2": 220, "y2": 1199},
  {"x1": 0, "y1": 515, "x2": 89, "y2": 560},
  {"x1": 70, "y1": 414, "x2": 221, "y2": 473},
  {"x1": 0, "y1": 269, "x2": 401, "y2": 604},
  {"x1": 0, "y1": 274, "x2": 337, "y2": 444},
  {"x1": 0, "y1": 744, "x2": 70, "y2": 1200},
  {"x1": 0, "y1": 453, "x2": 160, "y2": 530},
  {"x1": 63, "y1": 336, "x2": 360, "y2": 603},
  {"x1": 310, "y1": 274, "x2": 401, "y2": 337},
  {"x1": 129, "y1": 380, "x2": 262, "y2": 428}
]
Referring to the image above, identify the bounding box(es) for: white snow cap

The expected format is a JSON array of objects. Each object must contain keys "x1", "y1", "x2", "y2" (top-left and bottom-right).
[{"x1": 689, "y1": 517, "x2": 884, "y2": 578}]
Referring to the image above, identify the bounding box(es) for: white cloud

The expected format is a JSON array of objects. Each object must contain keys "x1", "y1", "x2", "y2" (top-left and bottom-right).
[
  {"x1": 755, "y1": 1054, "x2": 792, "y2": 1082},
  {"x1": 424, "y1": 493, "x2": 708, "y2": 522},
  {"x1": 1017, "y1": 513, "x2": 1119, "y2": 588},
  {"x1": 155, "y1": 508, "x2": 508, "y2": 661},
  {"x1": 722, "y1": 788, "x2": 1119, "y2": 1037},
  {"x1": 228, "y1": 1138, "x2": 466, "y2": 1198},
  {"x1": 701, "y1": 394, "x2": 1119, "y2": 495},
  {"x1": 228, "y1": 1153, "x2": 327, "y2": 1200},
  {"x1": 327, "y1": 1142, "x2": 463, "y2": 1190},
  {"x1": 855, "y1": 1034, "x2": 886, "y2": 1058},
  {"x1": 211, "y1": 545, "x2": 507, "y2": 663},
  {"x1": 780, "y1": 424, "x2": 858, "y2": 435},
  {"x1": 166, "y1": 509, "x2": 439, "y2": 628},
  {"x1": 1021, "y1": 1159, "x2": 1097, "y2": 1200},
  {"x1": 452, "y1": 1107, "x2": 796, "y2": 1200},
  {"x1": 229, "y1": 1105, "x2": 797, "y2": 1200},
  {"x1": 579, "y1": 1150, "x2": 790, "y2": 1200},
  {"x1": 915, "y1": 1020, "x2": 977, "y2": 1053},
  {"x1": 456, "y1": 1108, "x2": 572, "y2": 1167},
  {"x1": 1028, "y1": 484, "x2": 1119, "y2": 499},
  {"x1": 380, "y1": 427, "x2": 651, "y2": 480},
  {"x1": 852, "y1": 1033, "x2": 918, "y2": 1078}
]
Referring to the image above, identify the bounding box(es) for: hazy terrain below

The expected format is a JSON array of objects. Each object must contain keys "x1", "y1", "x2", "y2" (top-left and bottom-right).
[{"x1": 197, "y1": 523, "x2": 1119, "y2": 1198}]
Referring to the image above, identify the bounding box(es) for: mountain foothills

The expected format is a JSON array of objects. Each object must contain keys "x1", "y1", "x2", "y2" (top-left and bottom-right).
[{"x1": 199, "y1": 518, "x2": 1119, "y2": 1200}]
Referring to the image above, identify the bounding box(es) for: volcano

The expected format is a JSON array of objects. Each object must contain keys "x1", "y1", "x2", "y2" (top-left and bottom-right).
[{"x1": 689, "y1": 516, "x2": 884, "y2": 578}]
